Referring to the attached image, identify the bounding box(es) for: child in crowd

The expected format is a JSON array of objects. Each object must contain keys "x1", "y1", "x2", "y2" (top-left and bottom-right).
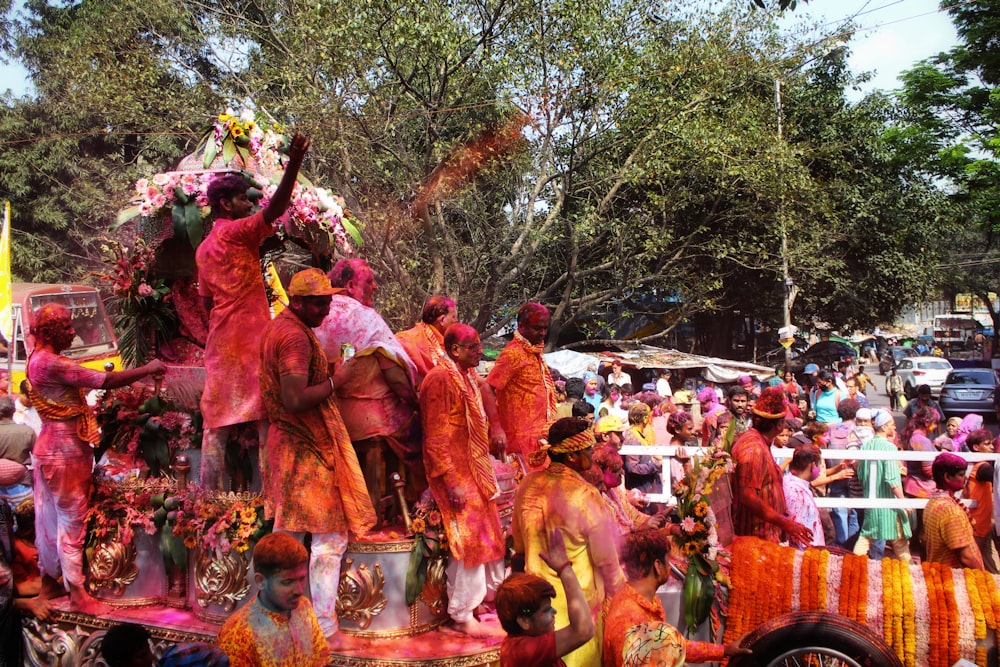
[{"x1": 496, "y1": 527, "x2": 593, "y2": 667}]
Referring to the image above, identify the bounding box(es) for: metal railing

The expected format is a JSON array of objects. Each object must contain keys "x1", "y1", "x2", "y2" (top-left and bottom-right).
[{"x1": 618, "y1": 444, "x2": 1000, "y2": 509}]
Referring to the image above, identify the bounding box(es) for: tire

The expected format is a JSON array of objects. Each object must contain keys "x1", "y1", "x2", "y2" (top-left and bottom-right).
[
  {"x1": 728, "y1": 611, "x2": 903, "y2": 667},
  {"x1": 903, "y1": 383, "x2": 915, "y2": 400}
]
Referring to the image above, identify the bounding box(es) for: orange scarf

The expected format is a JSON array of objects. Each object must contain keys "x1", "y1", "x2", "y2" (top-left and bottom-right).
[
  {"x1": 27, "y1": 384, "x2": 100, "y2": 446},
  {"x1": 440, "y1": 355, "x2": 498, "y2": 500},
  {"x1": 418, "y1": 322, "x2": 448, "y2": 369},
  {"x1": 514, "y1": 330, "x2": 558, "y2": 422}
]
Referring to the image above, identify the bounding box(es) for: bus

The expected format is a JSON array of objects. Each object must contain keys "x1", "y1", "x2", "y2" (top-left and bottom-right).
[{"x1": 2, "y1": 283, "x2": 123, "y2": 390}]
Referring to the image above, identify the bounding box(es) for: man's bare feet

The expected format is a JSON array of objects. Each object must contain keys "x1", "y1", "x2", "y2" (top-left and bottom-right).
[
  {"x1": 69, "y1": 587, "x2": 112, "y2": 616},
  {"x1": 452, "y1": 618, "x2": 505, "y2": 638}
]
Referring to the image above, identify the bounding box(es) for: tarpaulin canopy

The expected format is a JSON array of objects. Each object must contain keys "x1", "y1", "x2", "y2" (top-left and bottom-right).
[{"x1": 542, "y1": 345, "x2": 776, "y2": 383}]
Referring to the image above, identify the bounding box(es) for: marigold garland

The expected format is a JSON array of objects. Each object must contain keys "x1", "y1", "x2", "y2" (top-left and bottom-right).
[{"x1": 724, "y1": 537, "x2": 997, "y2": 667}]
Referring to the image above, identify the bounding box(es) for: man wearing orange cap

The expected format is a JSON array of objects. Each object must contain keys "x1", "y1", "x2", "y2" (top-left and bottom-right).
[
  {"x1": 258, "y1": 268, "x2": 377, "y2": 645},
  {"x1": 419, "y1": 323, "x2": 506, "y2": 637},
  {"x1": 731, "y1": 386, "x2": 813, "y2": 545},
  {"x1": 512, "y1": 417, "x2": 623, "y2": 667},
  {"x1": 196, "y1": 134, "x2": 311, "y2": 489},
  {"x1": 486, "y1": 303, "x2": 558, "y2": 467}
]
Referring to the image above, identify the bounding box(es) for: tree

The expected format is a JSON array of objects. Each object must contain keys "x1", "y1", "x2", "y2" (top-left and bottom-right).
[{"x1": 890, "y1": 0, "x2": 1000, "y2": 353}]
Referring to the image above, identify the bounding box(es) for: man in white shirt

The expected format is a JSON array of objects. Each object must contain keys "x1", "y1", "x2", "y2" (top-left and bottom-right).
[{"x1": 654, "y1": 369, "x2": 672, "y2": 399}]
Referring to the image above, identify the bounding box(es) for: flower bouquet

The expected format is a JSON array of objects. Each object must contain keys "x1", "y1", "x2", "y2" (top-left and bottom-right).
[
  {"x1": 94, "y1": 381, "x2": 201, "y2": 478},
  {"x1": 405, "y1": 491, "x2": 449, "y2": 605},
  {"x1": 165, "y1": 489, "x2": 271, "y2": 555},
  {"x1": 673, "y1": 447, "x2": 733, "y2": 634},
  {"x1": 114, "y1": 108, "x2": 361, "y2": 259}
]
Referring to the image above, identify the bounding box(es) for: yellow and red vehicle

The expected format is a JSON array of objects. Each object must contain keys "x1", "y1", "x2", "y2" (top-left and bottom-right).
[{"x1": 2, "y1": 282, "x2": 124, "y2": 389}]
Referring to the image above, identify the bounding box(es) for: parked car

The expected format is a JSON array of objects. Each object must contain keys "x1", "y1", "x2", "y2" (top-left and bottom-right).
[
  {"x1": 878, "y1": 346, "x2": 917, "y2": 374},
  {"x1": 895, "y1": 356, "x2": 954, "y2": 399},
  {"x1": 938, "y1": 368, "x2": 1000, "y2": 420}
]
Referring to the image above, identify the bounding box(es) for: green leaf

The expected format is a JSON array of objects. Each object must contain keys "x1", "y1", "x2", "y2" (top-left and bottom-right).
[
  {"x1": 186, "y1": 203, "x2": 204, "y2": 249},
  {"x1": 405, "y1": 535, "x2": 427, "y2": 605},
  {"x1": 342, "y1": 217, "x2": 363, "y2": 248},
  {"x1": 202, "y1": 138, "x2": 219, "y2": 169},
  {"x1": 296, "y1": 172, "x2": 315, "y2": 189},
  {"x1": 222, "y1": 138, "x2": 237, "y2": 165},
  {"x1": 171, "y1": 204, "x2": 187, "y2": 240},
  {"x1": 172, "y1": 186, "x2": 190, "y2": 205},
  {"x1": 113, "y1": 205, "x2": 143, "y2": 229}
]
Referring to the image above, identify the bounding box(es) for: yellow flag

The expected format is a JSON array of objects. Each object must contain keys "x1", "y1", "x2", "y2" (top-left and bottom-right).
[
  {"x1": 265, "y1": 262, "x2": 287, "y2": 316},
  {"x1": 0, "y1": 202, "x2": 12, "y2": 342}
]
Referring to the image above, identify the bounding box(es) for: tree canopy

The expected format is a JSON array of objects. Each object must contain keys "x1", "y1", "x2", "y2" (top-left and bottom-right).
[{"x1": 0, "y1": 0, "x2": 956, "y2": 351}]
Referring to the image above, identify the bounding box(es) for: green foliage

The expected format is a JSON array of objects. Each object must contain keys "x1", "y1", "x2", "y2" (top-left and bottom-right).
[{"x1": 0, "y1": 0, "x2": 955, "y2": 350}]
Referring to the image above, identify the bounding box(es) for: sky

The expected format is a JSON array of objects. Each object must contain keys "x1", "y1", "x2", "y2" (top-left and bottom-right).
[
  {"x1": 0, "y1": 0, "x2": 961, "y2": 99},
  {"x1": 777, "y1": 0, "x2": 960, "y2": 98}
]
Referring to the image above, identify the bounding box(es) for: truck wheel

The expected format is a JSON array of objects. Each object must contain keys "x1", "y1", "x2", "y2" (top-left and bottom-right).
[{"x1": 728, "y1": 611, "x2": 903, "y2": 667}]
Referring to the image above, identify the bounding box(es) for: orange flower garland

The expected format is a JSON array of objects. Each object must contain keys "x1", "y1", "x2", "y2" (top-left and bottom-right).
[
  {"x1": 725, "y1": 537, "x2": 994, "y2": 667},
  {"x1": 900, "y1": 561, "x2": 915, "y2": 667}
]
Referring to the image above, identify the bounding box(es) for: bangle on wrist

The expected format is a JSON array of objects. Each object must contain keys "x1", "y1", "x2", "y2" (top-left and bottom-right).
[
  {"x1": 555, "y1": 561, "x2": 573, "y2": 576},
  {"x1": 328, "y1": 377, "x2": 335, "y2": 392}
]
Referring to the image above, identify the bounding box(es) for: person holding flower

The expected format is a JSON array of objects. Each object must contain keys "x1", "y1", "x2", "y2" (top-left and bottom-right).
[
  {"x1": 419, "y1": 323, "x2": 506, "y2": 637},
  {"x1": 195, "y1": 133, "x2": 310, "y2": 490},
  {"x1": 601, "y1": 529, "x2": 750, "y2": 667}
]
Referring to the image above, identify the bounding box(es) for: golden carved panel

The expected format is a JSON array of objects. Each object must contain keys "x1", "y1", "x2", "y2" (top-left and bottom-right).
[
  {"x1": 336, "y1": 557, "x2": 387, "y2": 629},
  {"x1": 86, "y1": 540, "x2": 138, "y2": 596}
]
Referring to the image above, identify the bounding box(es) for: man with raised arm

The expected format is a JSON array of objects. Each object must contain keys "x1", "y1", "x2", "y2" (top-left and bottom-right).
[{"x1": 195, "y1": 133, "x2": 311, "y2": 489}]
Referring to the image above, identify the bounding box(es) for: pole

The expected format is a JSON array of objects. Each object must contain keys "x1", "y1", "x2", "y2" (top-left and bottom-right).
[{"x1": 775, "y1": 80, "x2": 794, "y2": 369}]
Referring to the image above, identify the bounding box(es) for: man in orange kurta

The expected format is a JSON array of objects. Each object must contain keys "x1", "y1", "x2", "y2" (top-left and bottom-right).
[
  {"x1": 486, "y1": 303, "x2": 557, "y2": 465},
  {"x1": 420, "y1": 323, "x2": 506, "y2": 637},
  {"x1": 196, "y1": 134, "x2": 310, "y2": 489},
  {"x1": 396, "y1": 296, "x2": 457, "y2": 388},
  {"x1": 258, "y1": 269, "x2": 376, "y2": 642}
]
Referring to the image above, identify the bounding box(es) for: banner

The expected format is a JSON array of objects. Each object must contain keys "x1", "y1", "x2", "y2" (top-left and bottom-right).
[{"x1": 0, "y1": 202, "x2": 11, "y2": 342}]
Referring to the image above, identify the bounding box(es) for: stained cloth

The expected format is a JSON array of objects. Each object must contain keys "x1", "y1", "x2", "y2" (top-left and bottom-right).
[
  {"x1": 487, "y1": 333, "x2": 558, "y2": 459},
  {"x1": 217, "y1": 595, "x2": 329, "y2": 667},
  {"x1": 731, "y1": 428, "x2": 786, "y2": 543},
  {"x1": 512, "y1": 463, "x2": 624, "y2": 667},
  {"x1": 420, "y1": 359, "x2": 504, "y2": 567},
  {"x1": 602, "y1": 583, "x2": 723, "y2": 667},
  {"x1": 782, "y1": 474, "x2": 824, "y2": 547},
  {"x1": 965, "y1": 461, "x2": 994, "y2": 539},
  {"x1": 285, "y1": 530, "x2": 348, "y2": 636},
  {"x1": 903, "y1": 431, "x2": 937, "y2": 498},
  {"x1": 953, "y1": 414, "x2": 984, "y2": 452},
  {"x1": 621, "y1": 623, "x2": 685, "y2": 667},
  {"x1": 924, "y1": 494, "x2": 983, "y2": 569},
  {"x1": 316, "y1": 294, "x2": 417, "y2": 442},
  {"x1": 259, "y1": 308, "x2": 375, "y2": 536},
  {"x1": 500, "y1": 632, "x2": 566, "y2": 667},
  {"x1": 622, "y1": 428, "x2": 661, "y2": 496},
  {"x1": 396, "y1": 321, "x2": 447, "y2": 388},
  {"x1": 196, "y1": 210, "x2": 272, "y2": 429},
  {"x1": 26, "y1": 349, "x2": 105, "y2": 590},
  {"x1": 856, "y1": 435, "x2": 912, "y2": 542}
]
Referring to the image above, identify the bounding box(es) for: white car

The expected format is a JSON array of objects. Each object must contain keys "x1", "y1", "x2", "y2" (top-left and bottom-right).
[{"x1": 896, "y1": 356, "x2": 954, "y2": 399}]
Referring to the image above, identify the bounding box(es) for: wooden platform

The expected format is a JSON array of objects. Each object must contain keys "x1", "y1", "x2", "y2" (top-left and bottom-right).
[{"x1": 21, "y1": 598, "x2": 502, "y2": 667}]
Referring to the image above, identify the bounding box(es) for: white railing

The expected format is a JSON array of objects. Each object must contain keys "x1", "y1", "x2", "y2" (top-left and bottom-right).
[{"x1": 618, "y1": 444, "x2": 1000, "y2": 509}]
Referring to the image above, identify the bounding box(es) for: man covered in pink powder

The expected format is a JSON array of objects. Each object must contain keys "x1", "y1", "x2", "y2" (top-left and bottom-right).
[
  {"x1": 195, "y1": 133, "x2": 310, "y2": 489},
  {"x1": 27, "y1": 304, "x2": 164, "y2": 613}
]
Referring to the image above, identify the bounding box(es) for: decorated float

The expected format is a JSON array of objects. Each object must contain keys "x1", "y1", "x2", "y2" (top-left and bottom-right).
[
  {"x1": 17, "y1": 110, "x2": 1000, "y2": 667},
  {"x1": 20, "y1": 109, "x2": 516, "y2": 667}
]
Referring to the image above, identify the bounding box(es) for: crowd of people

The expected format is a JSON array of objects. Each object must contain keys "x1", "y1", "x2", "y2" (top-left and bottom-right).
[{"x1": 0, "y1": 132, "x2": 996, "y2": 667}]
